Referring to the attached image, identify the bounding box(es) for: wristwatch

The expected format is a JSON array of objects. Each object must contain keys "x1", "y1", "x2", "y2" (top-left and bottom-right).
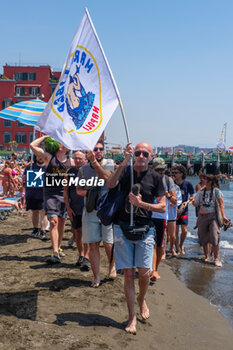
[{"x1": 168, "y1": 194, "x2": 173, "y2": 200}]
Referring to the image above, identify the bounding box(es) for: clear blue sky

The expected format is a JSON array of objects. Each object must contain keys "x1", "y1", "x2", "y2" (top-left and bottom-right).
[{"x1": 1, "y1": 0, "x2": 233, "y2": 149}]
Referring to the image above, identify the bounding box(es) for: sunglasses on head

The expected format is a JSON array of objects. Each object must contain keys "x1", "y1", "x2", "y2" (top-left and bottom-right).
[
  {"x1": 94, "y1": 147, "x2": 104, "y2": 152},
  {"x1": 134, "y1": 150, "x2": 149, "y2": 158}
]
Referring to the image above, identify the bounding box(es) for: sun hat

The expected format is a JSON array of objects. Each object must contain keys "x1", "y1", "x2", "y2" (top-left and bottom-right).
[{"x1": 152, "y1": 157, "x2": 167, "y2": 170}]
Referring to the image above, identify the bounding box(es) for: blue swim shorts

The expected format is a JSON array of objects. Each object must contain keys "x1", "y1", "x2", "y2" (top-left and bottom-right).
[{"x1": 113, "y1": 224, "x2": 155, "y2": 270}]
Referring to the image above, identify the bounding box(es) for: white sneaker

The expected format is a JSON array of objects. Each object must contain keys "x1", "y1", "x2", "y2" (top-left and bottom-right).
[
  {"x1": 46, "y1": 221, "x2": 50, "y2": 231},
  {"x1": 215, "y1": 260, "x2": 223, "y2": 267}
]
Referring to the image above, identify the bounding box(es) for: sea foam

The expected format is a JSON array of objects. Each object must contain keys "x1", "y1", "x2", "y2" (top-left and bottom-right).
[
  {"x1": 219, "y1": 240, "x2": 233, "y2": 250},
  {"x1": 187, "y1": 231, "x2": 197, "y2": 240}
]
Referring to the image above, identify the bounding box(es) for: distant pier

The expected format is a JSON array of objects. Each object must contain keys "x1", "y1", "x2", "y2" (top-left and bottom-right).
[{"x1": 159, "y1": 152, "x2": 233, "y2": 175}]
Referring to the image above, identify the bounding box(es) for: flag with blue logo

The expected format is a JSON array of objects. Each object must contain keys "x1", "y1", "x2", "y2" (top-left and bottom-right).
[{"x1": 36, "y1": 8, "x2": 120, "y2": 150}]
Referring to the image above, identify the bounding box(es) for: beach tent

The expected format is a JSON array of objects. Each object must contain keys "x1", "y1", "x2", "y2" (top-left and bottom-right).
[{"x1": 0, "y1": 99, "x2": 46, "y2": 126}]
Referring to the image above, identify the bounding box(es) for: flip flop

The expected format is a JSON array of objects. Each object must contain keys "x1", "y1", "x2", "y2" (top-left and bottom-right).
[{"x1": 150, "y1": 275, "x2": 157, "y2": 282}]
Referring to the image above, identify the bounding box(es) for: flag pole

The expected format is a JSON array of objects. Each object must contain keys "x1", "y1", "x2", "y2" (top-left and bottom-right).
[
  {"x1": 30, "y1": 126, "x2": 36, "y2": 170},
  {"x1": 85, "y1": 8, "x2": 134, "y2": 225},
  {"x1": 118, "y1": 100, "x2": 134, "y2": 226}
]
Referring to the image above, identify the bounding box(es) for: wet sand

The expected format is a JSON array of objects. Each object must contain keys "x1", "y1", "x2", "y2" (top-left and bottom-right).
[{"x1": 0, "y1": 213, "x2": 233, "y2": 350}]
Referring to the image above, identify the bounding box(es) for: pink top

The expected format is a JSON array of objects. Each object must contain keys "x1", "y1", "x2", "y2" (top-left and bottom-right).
[{"x1": 11, "y1": 170, "x2": 18, "y2": 176}]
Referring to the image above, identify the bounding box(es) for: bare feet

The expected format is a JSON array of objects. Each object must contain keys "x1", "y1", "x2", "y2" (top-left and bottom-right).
[
  {"x1": 204, "y1": 257, "x2": 209, "y2": 262},
  {"x1": 108, "y1": 265, "x2": 117, "y2": 279},
  {"x1": 91, "y1": 277, "x2": 100, "y2": 288},
  {"x1": 137, "y1": 297, "x2": 150, "y2": 320},
  {"x1": 161, "y1": 254, "x2": 166, "y2": 260},
  {"x1": 180, "y1": 246, "x2": 186, "y2": 255},
  {"x1": 91, "y1": 281, "x2": 100, "y2": 288},
  {"x1": 125, "y1": 316, "x2": 137, "y2": 334},
  {"x1": 171, "y1": 249, "x2": 178, "y2": 257}
]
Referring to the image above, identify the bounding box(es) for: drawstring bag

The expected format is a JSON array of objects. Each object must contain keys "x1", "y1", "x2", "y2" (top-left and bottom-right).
[{"x1": 86, "y1": 188, "x2": 100, "y2": 213}]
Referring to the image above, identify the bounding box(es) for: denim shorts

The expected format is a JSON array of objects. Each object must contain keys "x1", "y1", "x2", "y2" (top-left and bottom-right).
[
  {"x1": 82, "y1": 209, "x2": 113, "y2": 244},
  {"x1": 113, "y1": 225, "x2": 155, "y2": 270}
]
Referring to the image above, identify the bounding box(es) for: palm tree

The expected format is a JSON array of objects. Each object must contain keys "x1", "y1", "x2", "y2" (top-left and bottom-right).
[{"x1": 9, "y1": 140, "x2": 18, "y2": 152}]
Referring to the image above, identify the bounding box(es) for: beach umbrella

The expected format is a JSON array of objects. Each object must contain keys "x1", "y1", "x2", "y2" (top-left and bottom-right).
[
  {"x1": 0, "y1": 99, "x2": 47, "y2": 126},
  {"x1": 0, "y1": 98, "x2": 47, "y2": 168}
]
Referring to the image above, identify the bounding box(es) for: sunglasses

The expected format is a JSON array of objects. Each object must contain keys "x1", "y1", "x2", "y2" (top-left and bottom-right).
[
  {"x1": 134, "y1": 150, "x2": 149, "y2": 158},
  {"x1": 173, "y1": 171, "x2": 181, "y2": 174},
  {"x1": 94, "y1": 147, "x2": 104, "y2": 152}
]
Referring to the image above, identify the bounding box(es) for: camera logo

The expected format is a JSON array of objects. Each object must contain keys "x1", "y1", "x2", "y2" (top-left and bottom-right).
[{"x1": 26, "y1": 168, "x2": 45, "y2": 188}]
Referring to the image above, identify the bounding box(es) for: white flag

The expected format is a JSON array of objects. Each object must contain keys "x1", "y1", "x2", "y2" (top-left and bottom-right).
[{"x1": 36, "y1": 8, "x2": 120, "y2": 150}]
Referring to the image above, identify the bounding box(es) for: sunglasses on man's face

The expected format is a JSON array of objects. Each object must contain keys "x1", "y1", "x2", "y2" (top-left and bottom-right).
[
  {"x1": 134, "y1": 150, "x2": 149, "y2": 158},
  {"x1": 94, "y1": 147, "x2": 104, "y2": 152},
  {"x1": 173, "y1": 171, "x2": 181, "y2": 174}
]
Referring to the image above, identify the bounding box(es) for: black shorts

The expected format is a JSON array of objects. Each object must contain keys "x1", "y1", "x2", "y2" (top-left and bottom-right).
[
  {"x1": 152, "y1": 218, "x2": 166, "y2": 247},
  {"x1": 44, "y1": 194, "x2": 67, "y2": 218},
  {"x1": 26, "y1": 198, "x2": 44, "y2": 211},
  {"x1": 71, "y1": 214, "x2": 82, "y2": 229},
  {"x1": 176, "y1": 215, "x2": 188, "y2": 226}
]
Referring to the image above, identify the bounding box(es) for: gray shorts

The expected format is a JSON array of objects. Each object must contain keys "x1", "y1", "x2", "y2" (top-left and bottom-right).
[
  {"x1": 82, "y1": 208, "x2": 113, "y2": 244},
  {"x1": 198, "y1": 212, "x2": 220, "y2": 246},
  {"x1": 113, "y1": 225, "x2": 155, "y2": 270},
  {"x1": 44, "y1": 194, "x2": 67, "y2": 218}
]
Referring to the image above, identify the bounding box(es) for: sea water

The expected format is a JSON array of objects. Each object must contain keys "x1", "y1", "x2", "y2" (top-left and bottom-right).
[{"x1": 169, "y1": 177, "x2": 233, "y2": 326}]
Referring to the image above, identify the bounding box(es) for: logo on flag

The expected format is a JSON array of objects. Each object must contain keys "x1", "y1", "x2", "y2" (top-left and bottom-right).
[
  {"x1": 53, "y1": 50, "x2": 101, "y2": 133},
  {"x1": 36, "y1": 9, "x2": 121, "y2": 150}
]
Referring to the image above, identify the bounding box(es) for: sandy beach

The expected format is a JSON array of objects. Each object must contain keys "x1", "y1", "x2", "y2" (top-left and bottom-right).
[{"x1": 0, "y1": 212, "x2": 233, "y2": 350}]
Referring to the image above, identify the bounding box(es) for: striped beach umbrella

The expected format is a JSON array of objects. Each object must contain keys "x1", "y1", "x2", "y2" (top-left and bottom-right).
[{"x1": 0, "y1": 99, "x2": 47, "y2": 126}]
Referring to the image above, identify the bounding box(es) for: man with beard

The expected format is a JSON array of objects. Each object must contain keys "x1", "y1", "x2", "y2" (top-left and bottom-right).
[
  {"x1": 23, "y1": 154, "x2": 48, "y2": 240},
  {"x1": 77, "y1": 139, "x2": 116, "y2": 287},
  {"x1": 30, "y1": 135, "x2": 74, "y2": 263}
]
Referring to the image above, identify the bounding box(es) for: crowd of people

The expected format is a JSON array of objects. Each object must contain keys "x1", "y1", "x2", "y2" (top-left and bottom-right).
[{"x1": 0, "y1": 138, "x2": 231, "y2": 334}]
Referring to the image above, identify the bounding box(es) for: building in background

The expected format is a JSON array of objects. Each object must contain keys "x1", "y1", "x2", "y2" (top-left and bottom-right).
[{"x1": 0, "y1": 64, "x2": 61, "y2": 152}]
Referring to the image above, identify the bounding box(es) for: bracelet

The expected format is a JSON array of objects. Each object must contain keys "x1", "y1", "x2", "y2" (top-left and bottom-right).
[
  {"x1": 168, "y1": 195, "x2": 172, "y2": 200},
  {"x1": 91, "y1": 160, "x2": 97, "y2": 165},
  {"x1": 147, "y1": 203, "x2": 150, "y2": 211}
]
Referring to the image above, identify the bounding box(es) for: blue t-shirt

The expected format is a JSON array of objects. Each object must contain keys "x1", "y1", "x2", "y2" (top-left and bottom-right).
[
  {"x1": 168, "y1": 184, "x2": 182, "y2": 221},
  {"x1": 152, "y1": 175, "x2": 176, "y2": 220},
  {"x1": 176, "y1": 180, "x2": 194, "y2": 215}
]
